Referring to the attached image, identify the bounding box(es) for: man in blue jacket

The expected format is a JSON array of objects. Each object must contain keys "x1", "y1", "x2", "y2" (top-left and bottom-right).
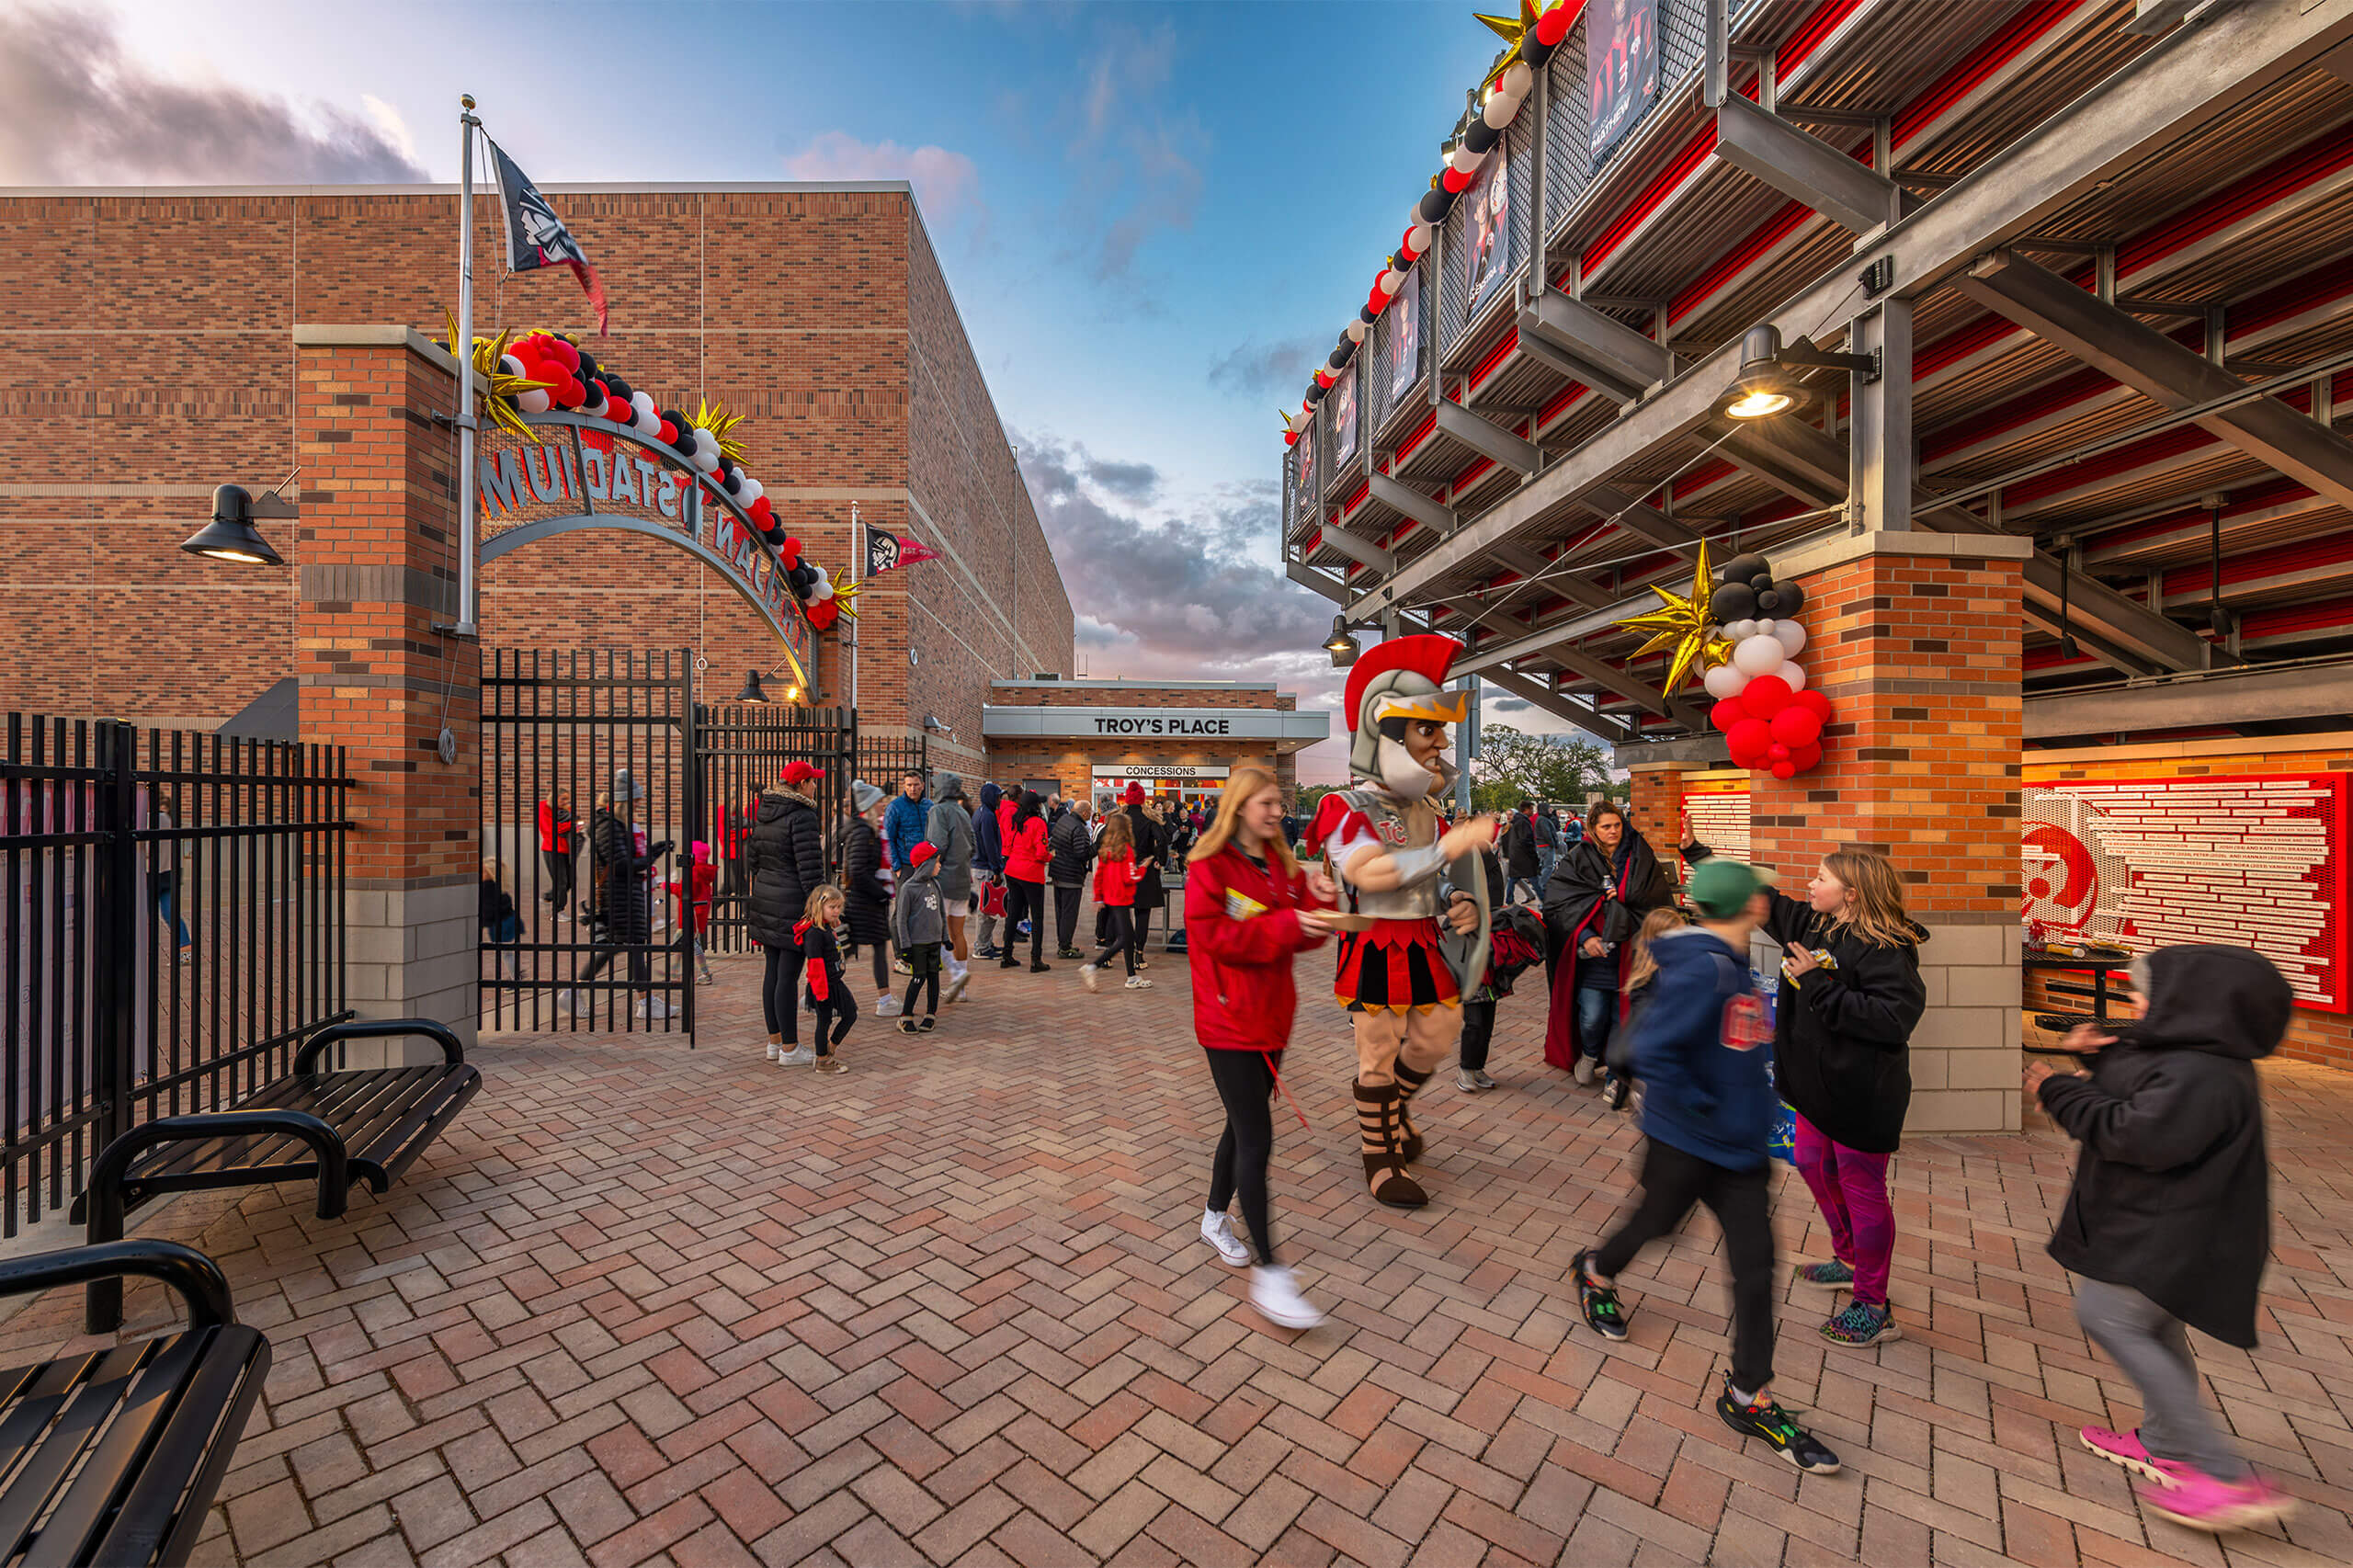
[
  {"x1": 884, "y1": 771, "x2": 931, "y2": 871},
  {"x1": 1573, "y1": 857, "x2": 1842, "y2": 1477}
]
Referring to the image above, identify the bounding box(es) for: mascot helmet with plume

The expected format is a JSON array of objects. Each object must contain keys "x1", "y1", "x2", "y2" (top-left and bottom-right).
[{"x1": 1343, "y1": 634, "x2": 1467, "y2": 798}]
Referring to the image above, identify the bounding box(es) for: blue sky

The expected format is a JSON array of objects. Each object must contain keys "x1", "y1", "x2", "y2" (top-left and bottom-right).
[{"x1": 14, "y1": 0, "x2": 1551, "y2": 780}]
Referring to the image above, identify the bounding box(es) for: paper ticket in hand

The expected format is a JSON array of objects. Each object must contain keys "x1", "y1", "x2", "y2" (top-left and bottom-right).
[{"x1": 1224, "y1": 890, "x2": 1267, "y2": 921}]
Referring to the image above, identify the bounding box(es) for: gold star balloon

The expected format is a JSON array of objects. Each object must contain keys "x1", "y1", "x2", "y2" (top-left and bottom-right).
[
  {"x1": 1612, "y1": 535, "x2": 1720, "y2": 698},
  {"x1": 1472, "y1": 0, "x2": 1541, "y2": 57}
]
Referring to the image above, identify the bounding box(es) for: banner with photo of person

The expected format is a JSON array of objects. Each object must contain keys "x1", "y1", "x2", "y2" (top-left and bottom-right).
[
  {"x1": 1385, "y1": 268, "x2": 1422, "y2": 406},
  {"x1": 1464, "y1": 138, "x2": 1515, "y2": 319},
  {"x1": 1588, "y1": 0, "x2": 1660, "y2": 165},
  {"x1": 1330, "y1": 362, "x2": 1359, "y2": 470}
]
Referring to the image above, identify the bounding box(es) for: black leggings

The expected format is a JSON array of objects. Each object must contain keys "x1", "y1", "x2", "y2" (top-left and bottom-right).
[
  {"x1": 1004, "y1": 879, "x2": 1044, "y2": 963},
  {"x1": 1460, "y1": 998, "x2": 1495, "y2": 1072},
  {"x1": 543, "y1": 848, "x2": 575, "y2": 912},
  {"x1": 1133, "y1": 902, "x2": 1154, "y2": 953},
  {"x1": 1087, "y1": 907, "x2": 1138, "y2": 978},
  {"x1": 1593, "y1": 1135, "x2": 1777, "y2": 1395},
  {"x1": 847, "y1": 939, "x2": 888, "y2": 994},
  {"x1": 761, "y1": 944, "x2": 805, "y2": 1042},
  {"x1": 902, "y1": 943, "x2": 940, "y2": 1016},
  {"x1": 1205, "y1": 1048, "x2": 1279, "y2": 1267},
  {"x1": 577, "y1": 943, "x2": 648, "y2": 997},
  {"x1": 812, "y1": 1002, "x2": 855, "y2": 1054}
]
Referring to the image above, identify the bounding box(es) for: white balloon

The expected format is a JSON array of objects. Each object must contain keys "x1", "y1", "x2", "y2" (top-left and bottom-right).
[
  {"x1": 738, "y1": 476, "x2": 763, "y2": 505},
  {"x1": 691, "y1": 427, "x2": 718, "y2": 457},
  {"x1": 1754, "y1": 619, "x2": 1774, "y2": 635},
  {"x1": 1380, "y1": 268, "x2": 1405, "y2": 293},
  {"x1": 1733, "y1": 633, "x2": 1787, "y2": 677},
  {"x1": 516, "y1": 387, "x2": 551, "y2": 414},
  {"x1": 1776, "y1": 661, "x2": 1808, "y2": 691},
  {"x1": 1345, "y1": 320, "x2": 1367, "y2": 344},
  {"x1": 1406, "y1": 222, "x2": 1434, "y2": 254},
  {"x1": 1721, "y1": 617, "x2": 1756, "y2": 642},
  {"x1": 633, "y1": 405, "x2": 661, "y2": 437},
  {"x1": 1773, "y1": 620, "x2": 1808, "y2": 655},
  {"x1": 1500, "y1": 62, "x2": 1532, "y2": 98},
  {"x1": 813, "y1": 575, "x2": 835, "y2": 600},
  {"x1": 498, "y1": 354, "x2": 526, "y2": 379},
  {"x1": 1702, "y1": 662, "x2": 1750, "y2": 700},
  {"x1": 1448, "y1": 142, "x2": 1483, "y2": 174},
  {"x1": 1483, "y1": 93, "x2": 1517, "y2": 130},
  {"x1": 692, "y1": 448, "x2": 720, "y2": 474},
  {"x1": 630, "y1": 391, "x2": 656, "y2": 421}
]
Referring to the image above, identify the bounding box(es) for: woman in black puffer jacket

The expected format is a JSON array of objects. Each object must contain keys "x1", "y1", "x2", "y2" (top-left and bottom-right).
[
  {"x1": 745, "y1": 762, "x2": 827, "y2": 1059},
  {"x1": 838, "y1": 781, "x2": 893, "y2": 1010},
  {"x1": 561, "y1": 776, "x2": 670, "y2": 1023}
]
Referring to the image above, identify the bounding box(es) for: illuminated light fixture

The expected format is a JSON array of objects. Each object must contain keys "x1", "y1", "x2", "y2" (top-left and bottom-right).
[
  {"x1": 735, "y1": 670, "x2": 771, "y2": 703},
  {"x1": 180, "y1": 483, "x2": 287, "y2": 566},
  {"x1": 783, "y1": 684, "x2": 803, "y2": 703},
  {"x1": 1712, "y1": 324, "x2": 1878, "y2": 421},
  {"x1": 1324, "y1": 616, "x2": 1363, "y2": 667}
]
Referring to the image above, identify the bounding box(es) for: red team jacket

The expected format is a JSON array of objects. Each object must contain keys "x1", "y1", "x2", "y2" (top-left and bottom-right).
[
  {"x1": 1184, "y1": 844, "x2": 1331, "y2": 1053},
  {"x1": 1093, "y1": 849, "x2": 1138, "y2": 908}
]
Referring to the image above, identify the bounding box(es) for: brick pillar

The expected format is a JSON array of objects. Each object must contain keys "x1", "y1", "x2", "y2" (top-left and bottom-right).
[
  {"x1": 1626, "y1": 763, "x2": 1687, "y2": 882},
  {"x1": 293, "y1": 325, "x2": 480, "y2": 1053},
  {"x1": 1746, "y1": 532, "x2": 2034, "y2": 1134}
]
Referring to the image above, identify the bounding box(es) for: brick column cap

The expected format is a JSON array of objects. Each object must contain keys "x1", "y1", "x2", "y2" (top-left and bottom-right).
[
  {"x1": 1775, "y1": 526, "x2": 2034, "y2": 581},
  {"x1": 292, "y1": 324, "x2": 457, "y2": 376}
]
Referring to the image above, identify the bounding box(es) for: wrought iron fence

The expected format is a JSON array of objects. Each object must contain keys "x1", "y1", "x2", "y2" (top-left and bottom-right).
[
  {"x1": 701, "y1": 701, "x2": 857, "y2": 956},
  {"x1": 0, "y1": 715, "x2": 352, "y2": 1237}
]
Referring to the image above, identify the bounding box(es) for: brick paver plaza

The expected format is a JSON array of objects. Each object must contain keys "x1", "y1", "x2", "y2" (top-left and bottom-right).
[{"x1": 6, "y1": 953, "x2": 2349, "y2": 1568}]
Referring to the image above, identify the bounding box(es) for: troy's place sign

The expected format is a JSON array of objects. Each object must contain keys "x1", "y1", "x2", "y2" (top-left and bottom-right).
[{"x1": 474, "y1": 415, "x2": 813, "y2": 685}]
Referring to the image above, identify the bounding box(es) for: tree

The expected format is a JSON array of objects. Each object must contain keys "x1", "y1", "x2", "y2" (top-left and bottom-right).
[{"x1": 1469, "y1": 725, "x2": 1621, "y2": 817}]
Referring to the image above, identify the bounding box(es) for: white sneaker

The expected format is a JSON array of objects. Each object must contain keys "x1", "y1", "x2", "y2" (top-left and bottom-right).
[
  {"x1": 767, "y1": 1039, "x2": 781, "y2": 1061},
  {"x1": 876, "y1": 994, "x2": 903, "y2": 1017},
  {"x1": 1200, "y1": 1210, "x2": 1250, "y2": 1267},
  {"x1": 1124, "y1": 976, "x2": 1153, "y2": 990},
  {"x1": 779, "y1": 1045, "x2": 816, "y2": 1067},
  {"x1": 1573, "y1": 1057, "x2": 1597, "y2": 1086},
  {"x1": 1249, "y1": 1265, "x2": 1324, "y2": 1330},
  {"x1": 1458, "y1": 1069, "x2": 1484, "y2": 1092},
  {"x1": 1080, "y1": 963, "x2": 1100, "y2": 994},
  {"x1": 637, "y1": 996, "x2": 673, "y2": 1020},
  {"x1": 554, "y1": 989, "x2": 577, "y2": 1017},
  {"x1": 945, "y1": 968, "x2": 971, "y2": 1004}
]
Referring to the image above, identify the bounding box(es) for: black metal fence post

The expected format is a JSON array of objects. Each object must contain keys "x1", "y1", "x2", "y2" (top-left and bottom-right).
[{"x1": 92, "y1": 722, "x2": 137, "y2": 1187}]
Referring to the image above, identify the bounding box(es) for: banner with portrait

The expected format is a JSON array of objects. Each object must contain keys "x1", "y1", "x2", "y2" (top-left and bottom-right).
[
  {"x1": 1464, "y1": 139, "x2": 1514, "y2": 318},
  {"x1": 1587, "y1": 0, "x2": 1659, "y2": 165},
  {"x1": 1330, "y1": 363, "x2": 1358, "y2": 470},
  {"x1": 1385, "y1": 268, "x2": 1422, "y2": 406}
]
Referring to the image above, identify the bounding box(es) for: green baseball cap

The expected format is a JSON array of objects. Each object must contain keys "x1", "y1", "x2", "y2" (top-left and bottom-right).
[{"x1": 1687, "y1": 858, "x2": 1764, "y2": 918}]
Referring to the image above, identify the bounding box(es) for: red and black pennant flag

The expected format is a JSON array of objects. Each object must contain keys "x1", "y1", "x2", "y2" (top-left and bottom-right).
[{"x1": 485, "y1": 137, "x2": 608, "y2": 335}]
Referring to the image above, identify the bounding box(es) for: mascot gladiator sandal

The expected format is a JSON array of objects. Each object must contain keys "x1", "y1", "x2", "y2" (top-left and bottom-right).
[{"x1": 1302, "y1": 634, "x2": 1494, "y2": 1210}]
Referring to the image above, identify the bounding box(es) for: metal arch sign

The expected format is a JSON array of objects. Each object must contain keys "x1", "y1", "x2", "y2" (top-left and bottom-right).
[{"x1": 472, "y1": 411, "x2": 814, "y2": 688}]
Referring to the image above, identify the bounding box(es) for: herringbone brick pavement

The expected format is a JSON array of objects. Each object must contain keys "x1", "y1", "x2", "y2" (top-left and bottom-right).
[{"x1": 5, "y1": 947, "x2": 2349, "y2": 1567}]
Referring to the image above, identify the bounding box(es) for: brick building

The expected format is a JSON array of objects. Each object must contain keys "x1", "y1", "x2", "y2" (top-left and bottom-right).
[
  {"x1": 0, "y1": 181, "x2": 1070, "y2": 778},
  {"x1": 981, "y1": 680, "x2": 1328, "y2": 811}
]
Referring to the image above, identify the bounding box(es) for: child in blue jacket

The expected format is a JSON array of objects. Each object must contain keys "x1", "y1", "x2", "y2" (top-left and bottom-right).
[{"x1": 1574, "y1": 858, "x2": 1843, "y2": 1477}]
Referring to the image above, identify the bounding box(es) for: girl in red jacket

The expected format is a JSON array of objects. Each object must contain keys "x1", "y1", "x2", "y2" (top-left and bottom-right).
[
  {"x1": 996, "y1": 790, "x2": 1053, "y2": 973},
  {"x1": 668, "y1": 841, "x2": 719, "y2": 986},
  {"x1": 1186, "y1": 767, "x2": 1336, "y2": 1330},
  {"x1": 1080, "y1": 812, "x2": 1147, "y2": 992}
]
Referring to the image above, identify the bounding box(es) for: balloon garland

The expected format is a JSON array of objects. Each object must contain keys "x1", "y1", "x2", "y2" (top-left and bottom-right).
[
  {"x1": 1285, "y1": 2, "x2": 1572, "y2": 443},
  {"x1": 445, "y1": 317, "x2": 847, "y2": 629},
  {"x1": 1699, "y1": 552, "x2": 1834, "y2": 778}
]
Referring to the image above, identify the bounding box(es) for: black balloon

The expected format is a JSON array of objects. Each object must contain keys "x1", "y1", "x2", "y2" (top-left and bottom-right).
[
  {"x1": 1709, "y1": 581, "x2": 1756, "y2": 621},
  {"x1": 1719, "y1": 552, "x2": 1771, "y2": 588},
  {"x1": 1328, "y1": 347, "x2": 1347, "y2": 370},
  {"x1": 1306, "y1": 383, "x2": 1326, "y2": 404},
  {"x1": 605, "y1": 376, "x2": 631, "y2": 403},
  {"x1": 1766, "y1": 579, "x2": 1803, "y2": 615},
  {"x1": 1462, "y1": 120, "x2": 1500, "y2": 155},
  {"x1": 1417, "y1": 188, "x2": 1454, "y2": 224},
  {"x1": 1523, "y1": 35, "x2": 1556, "y2": 68},
  {"x1": 1359, "y1": 305, "x2": 1379, "y2": 325}
]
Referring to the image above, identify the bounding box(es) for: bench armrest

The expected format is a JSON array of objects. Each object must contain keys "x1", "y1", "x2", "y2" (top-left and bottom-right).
[
  {"x1": 1, "y1": 1240, "x2": 237, "y2": 1329},
  {"x1": 296, "y1": 1017, "x2": 465, "y2": 1074}
]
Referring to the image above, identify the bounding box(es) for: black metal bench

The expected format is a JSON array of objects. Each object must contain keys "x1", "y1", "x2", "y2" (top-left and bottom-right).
[
  {"x1": 79, "y1": 1018, "x2": 481, "y2": 1330},
  {"x1": 0, "y1": 1240, "x2": 268, "y2": 1567}
]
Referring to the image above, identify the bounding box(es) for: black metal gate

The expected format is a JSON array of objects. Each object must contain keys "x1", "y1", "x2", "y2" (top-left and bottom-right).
[
  {"x1": 699, "y1": 701, "x2": 855, "y2": 956},
  {"x1": 481, "y1": 651, "x2": 699, "y2": 1037}
]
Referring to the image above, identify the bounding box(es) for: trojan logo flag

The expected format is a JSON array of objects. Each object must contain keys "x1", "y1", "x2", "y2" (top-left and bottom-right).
[
  {"x1": 865, "y1": 526, "x2": 942, "y2": 577},
  {"x1": 485, "y1": 137, "x2": 608, "y2": 335}
]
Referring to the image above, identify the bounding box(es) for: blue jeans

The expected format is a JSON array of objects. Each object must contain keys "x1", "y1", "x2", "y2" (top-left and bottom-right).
[
  {"x1": 1575, "y1": 985, "x2": 1617, "y2": 1066},
  {"x1": 1536, "y1": 848, "x2": 1556, "y2": 892}
]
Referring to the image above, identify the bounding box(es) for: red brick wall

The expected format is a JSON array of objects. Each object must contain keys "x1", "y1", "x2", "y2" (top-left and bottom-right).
[
  {"x1": 0, "y1": 187, "x2": 1070, "y2": 746},
  {"x1": 2024, "y1": 744, "x2": 2353, "y2": 1070},
  {"x1": 992, "y1": 685, "x2": 1292, "y2": 710}
]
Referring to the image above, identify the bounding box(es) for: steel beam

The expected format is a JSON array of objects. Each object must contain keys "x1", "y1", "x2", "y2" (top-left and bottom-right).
[
  {"x1": 1718, "y1": 417, "x2": 1851, "y2": 507},
  {"x1": 1285, "y1": 558, "x2": 1349, "y2": 604},
  {"x1": 1311, "y1": 523, "x2": 1395, "y2": 574},
  {"x1": 1518, "y1": 292, "x2": 1671, "y2": 403},
  {"x1": 2020, "y1": 603, "x2": 2160, "y2": 677},
  {"x1": 1850, "y1": 300, "x2": 1915, "y2": 530},
  {"x1": 1369, "y1": 473, "x2": 1457, "y2": 535},
  {"x1": 1957, "y1": 250, "x2": 2353, "y2": 512},
  {"x1": 1582, "y1": 484, "x2": 1700, "y2": 557},
  {"x1": 2027, "y1": 658, "x2": 2353, "y2": 736},
  {"x1": 1435, "y1": 402, "x2": 1541, "y2": 476},
  {"x1": 1714, "y1": 95, "x2": 1904, "y2": 234},
  {"x1": 1458, "y1": 617, "x2": 1607, "y2": 677},
  {"x1": 1542, "y1": 643, "x2": 1710, "y2": 726},
  {"x1": 2021, "y1": 551, "x2": 2211, "y2": 672},
  {"x1": 1342, "y1": 0, "x2": 2353, "y2": 623},
  {"x1": 1480, "y1": 666, "x2": 1632, "y2": 743}
]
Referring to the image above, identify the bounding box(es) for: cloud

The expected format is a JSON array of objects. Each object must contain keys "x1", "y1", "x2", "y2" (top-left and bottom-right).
[
  {"x1": 781, "y1": 131, "x2": 984, "y2": 231},
  {"x1": 0, "y1": 7, "x2": 429, "y2": 185},
  {"x1": 1085, "y1": 458, "x2": 1158, "y2": 501},
  {"x1": 1056, "y1": 25, "x2": 1204, "y2": 284},
  {"x1": 1486, "y1": 695, "x2": 1533, "y2": 713},
  {"x1": 1209, "y1": 335, "x2": 1323, "y2": 400}
]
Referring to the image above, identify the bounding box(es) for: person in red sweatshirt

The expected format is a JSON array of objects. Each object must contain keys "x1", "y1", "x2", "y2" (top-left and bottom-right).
[
  {"x1": 668, "y1": 840, "x2": 719, "y2": 986},
  {"x1": 793, "y1": 885, "x2": 853, "y2": 1074},
  {"x1": 1186, "y1": 766, "x2": 1336, "y2": 1331},
  {"x1": 996, "y1": 790, "x2": 1052, "y2": 972},
  {"x1": 1080, "y1": 812, "x2": 1147, "y2": 991}
]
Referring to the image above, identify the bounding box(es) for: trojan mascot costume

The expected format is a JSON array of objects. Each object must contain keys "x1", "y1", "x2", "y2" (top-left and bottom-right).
[{"x1": 1304, "y1": 634, "x2": 1493, "y2": 1209}]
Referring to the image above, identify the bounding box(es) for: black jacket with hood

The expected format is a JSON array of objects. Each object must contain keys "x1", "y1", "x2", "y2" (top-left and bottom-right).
[
  {"x1": 837, "y1": 813, "x2": 892, "y2": 946},
  {"x1": 2038, "y1": 943, "x2": 2288, "y2": 1348},
  {"x1": 744, "y1": 784, "x2": 825, "y2": 949},
  {"x1": 1687, "y1": 838, "x2": 1927, "y2": 1153}
]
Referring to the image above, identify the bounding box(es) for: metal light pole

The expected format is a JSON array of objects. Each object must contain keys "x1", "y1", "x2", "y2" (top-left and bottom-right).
[
  {"x1": 452, "y1": 95, "x2": 482, "y2": 637},
  {"x1": 1457, "y1": 674, "x2": 1480, "y2": 819}
]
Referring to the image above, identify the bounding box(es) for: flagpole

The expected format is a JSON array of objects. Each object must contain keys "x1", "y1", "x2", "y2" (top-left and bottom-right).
[
  {"x1": 452, "y1": 94, "x2": 482, "y2": 637},
  {"x1": 847, "y1": 501, "x2": 861, "y2": 713}
]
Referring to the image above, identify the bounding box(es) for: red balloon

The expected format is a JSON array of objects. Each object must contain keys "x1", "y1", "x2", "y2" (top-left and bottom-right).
[
  {"x1": 1768, "y1": 743, "x2": 1791, "y2": 762},
  {"x1": 1741, "y1": 674, "x2": 1794, "y2": 717},
  {"x1": 1284, "y1": 431, "x2": 1300, "y2": 447},
  {"x1": 544, "y1": 336, "x2": 580, "y2": 372},
  {"x1": 1790, "y1": 742, "x2": 1824, "y2": 771},
  {"x1": 779, "y1": 535, "x2": 800, "y2": 561},
  {"x1": 1769, "y1": 707, "x2": 1823, "y2": 747},
  {"x1": 1794, "y1": 687, "x2": 1833, "y2": 721},
  {"x1": 1725, "y1": 719, "x2": 1770, "y2": 766},
  {"x1": 1771, "y1": 760, "x2": 1798, "y2": 779},
  {"x1": 1442, "y1": 165, "x2": 1473, "y2": 194},
  {"x1": 1536, "y1": 4, "x2": 1574, "y2": 45},
  {"x1": 1710, "y1": 697, "x2": 1746, "y2": 733},
  {"x1": 1401, "y1": 225, "x2": 1423, "y2": 256},
  {"x1": 553, "y1": 376, "x2": 585, "y2": 409},
  {"x1": 656, "y1": 419, "x2": 677, "y2": 446}
]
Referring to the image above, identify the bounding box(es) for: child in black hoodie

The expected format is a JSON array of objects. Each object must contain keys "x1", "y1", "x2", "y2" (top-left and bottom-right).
[{"x1": 2030, "y1": 944, "x2": 2292, "y2": 1534}]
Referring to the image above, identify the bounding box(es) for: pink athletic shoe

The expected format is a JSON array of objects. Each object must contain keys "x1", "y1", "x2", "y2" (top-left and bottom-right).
[
  {"x1": 2136, "y1": 1466, "x2": 2294, "y2": 1533},
  {"x1": 2080, "y1": 1426, "x2": 2166, "y2": 1485}
]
